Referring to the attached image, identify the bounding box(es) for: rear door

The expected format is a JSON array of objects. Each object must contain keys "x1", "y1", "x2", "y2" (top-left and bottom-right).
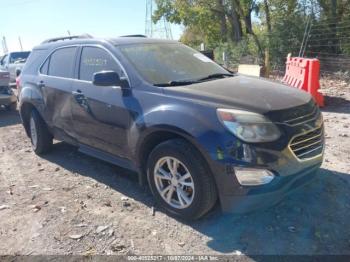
[
  {"x1": 38, "y1": 46, "x2": 78, "y2": 138},
  {"x1": 71, "y1": 45, "x2": 131, "y2": 157}
]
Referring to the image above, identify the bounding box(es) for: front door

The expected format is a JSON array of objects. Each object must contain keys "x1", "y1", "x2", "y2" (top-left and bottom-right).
[{"x1": 71, "y1": 46, "x2": 131, "y2": 158}]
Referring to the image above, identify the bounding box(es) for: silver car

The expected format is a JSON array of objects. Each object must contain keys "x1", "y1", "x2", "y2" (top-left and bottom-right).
[
  {"x1": 0, "y1": 51, "x2": 31, "y2": 83},
  {"x1": 0, "y1": 70, "x2": 17, "y2": 110}
]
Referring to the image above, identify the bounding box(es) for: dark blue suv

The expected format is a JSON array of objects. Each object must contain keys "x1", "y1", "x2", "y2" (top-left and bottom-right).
[{"x1": 18, "y1": 35, "x2": 324, "y2": 219}]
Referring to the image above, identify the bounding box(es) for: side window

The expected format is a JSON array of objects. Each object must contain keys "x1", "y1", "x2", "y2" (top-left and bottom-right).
[
  {"x1": 48, "y1": 47, "x2": 77, "y2": 78},
  {"x1": 79, "y1": 47, "x2": 121, "y2": 82},
  {"x1": 40, "y1": 58, "x2": 50, "y2": 75}
]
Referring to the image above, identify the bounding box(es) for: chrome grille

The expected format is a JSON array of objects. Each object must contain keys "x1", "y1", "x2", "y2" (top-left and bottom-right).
[
  {"x1": 284, "y1": 103, "x2": 320, "y2": 126},
  {"x1": 290, "y1": 127, "x2": 324, "y2": 160}
]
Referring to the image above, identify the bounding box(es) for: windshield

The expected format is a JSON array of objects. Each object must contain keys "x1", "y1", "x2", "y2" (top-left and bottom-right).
[
  {"x1": 118, "y1": 43, "x2": 229, "y2": 85},
  {"x1": 9, "y1": 52, "x2": 31, "y2": 64}
]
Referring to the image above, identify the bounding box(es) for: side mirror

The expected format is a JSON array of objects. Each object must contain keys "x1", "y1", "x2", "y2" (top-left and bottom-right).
[{"x1": 93, "y1": 71, "x2": 129, "y2": 88}]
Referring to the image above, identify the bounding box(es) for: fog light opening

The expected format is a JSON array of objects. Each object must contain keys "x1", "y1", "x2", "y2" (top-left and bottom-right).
[{"x1": 234, "y1": 168, "x2": 275, "y2": 186}]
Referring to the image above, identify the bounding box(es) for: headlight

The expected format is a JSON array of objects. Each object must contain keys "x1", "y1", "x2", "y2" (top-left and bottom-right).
[{"x1": 217, "y1": 108, "x2": 281, "y2": 143}]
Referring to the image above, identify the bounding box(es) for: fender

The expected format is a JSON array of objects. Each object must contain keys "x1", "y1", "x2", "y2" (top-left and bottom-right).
[
  {"x1": 18, "y1": 83, "x2": 47, "y2": 137},
  {"x1": 129, "y1": 102, "x2": 226, "y2": 170},
  {"x1": 19, "y1": 82, "x2": 46, "y2": 117}
]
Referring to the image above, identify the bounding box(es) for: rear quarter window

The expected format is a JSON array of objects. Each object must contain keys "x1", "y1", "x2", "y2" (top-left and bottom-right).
[
  {"x1": 21, "y1": 49, "x2": 48, "y2": 75},
  {"x1": 48, "y1": 47, "x2": 77, "y2": 78},
  {"x1": 40, "y1": 58, "x2": 50, "y2": 75}
]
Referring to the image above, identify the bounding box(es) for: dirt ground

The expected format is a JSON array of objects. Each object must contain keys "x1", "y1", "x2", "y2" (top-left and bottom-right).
[{"x1": 0, "y1": 79, "x2": 349, "y2": 257}]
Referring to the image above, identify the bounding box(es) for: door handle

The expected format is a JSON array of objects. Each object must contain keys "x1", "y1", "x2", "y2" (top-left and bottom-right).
[
  {"x1": 72, "y1": 90, "x2": 91, "y2": 114},
  {"x1": 72, "y1": 89, "x2": 82, "y2": 95},
  {"x1": 72, "y1": 90, "x2": 83, "y2": 96},
  {"x1": 72, "y1": 90, "x2": 98, "y2": 120},
  {"x1": 37, "y1": 81, "x2": 45, "y2": 88},
  {"x1": 72, "y1": 90, "x2": 86, "y2": 105}
]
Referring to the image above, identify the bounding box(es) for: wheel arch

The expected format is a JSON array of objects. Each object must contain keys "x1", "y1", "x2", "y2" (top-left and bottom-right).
[
  {"x1": 136, "y1": 126, "x2": 217, "y2": 189},
  {"x1": 19, "y1": 101, "x2": 48, "y2": 137},
  {"x1": 19, "y1": 102, "x2": 37, "y2": 137}
]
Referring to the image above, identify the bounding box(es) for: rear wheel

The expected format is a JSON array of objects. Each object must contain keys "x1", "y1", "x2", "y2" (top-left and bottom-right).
[
  {"x1": 147, "y1": 139, "x2": 217, "y2": 220},
  {"x1": 29, "y1": 110, "x2": 53, "y2": 154}
]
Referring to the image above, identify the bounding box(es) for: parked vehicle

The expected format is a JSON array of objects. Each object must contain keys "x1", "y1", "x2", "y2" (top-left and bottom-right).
[
  {"x1": 0, "y1": 70, "x2": 17, "y2": 110},
  {"x1": 0, "y1": 51, "x2": 31, "y2": 83},
  {"x1": 18, "y1": 35, "x2": 324, "y2": 219}
]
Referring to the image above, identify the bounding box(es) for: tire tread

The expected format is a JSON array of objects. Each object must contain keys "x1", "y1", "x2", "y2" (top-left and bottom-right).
[
  {"x1": 30, "y1": 110, "x2": 53, "y2": 154},
  {"x1": 147, "y1": 138, "x2": 218, "y2": 220}
]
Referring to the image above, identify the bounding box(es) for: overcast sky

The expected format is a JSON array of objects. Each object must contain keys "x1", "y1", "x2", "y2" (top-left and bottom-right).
[{"x1": 1, "y1": 0, "x2": 183, "y2": 55}]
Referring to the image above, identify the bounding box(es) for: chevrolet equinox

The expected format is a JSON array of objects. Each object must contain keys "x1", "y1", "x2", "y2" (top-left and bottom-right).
[{"x1": 18, "y1": 35, "x2": 325, "y2": 219}]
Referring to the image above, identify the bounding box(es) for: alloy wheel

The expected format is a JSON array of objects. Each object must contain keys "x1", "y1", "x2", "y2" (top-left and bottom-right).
[
  {"x1": 154, "y1": 157, "x2": 195, "y2": 209},
  {"x1": 30, "y1": 117, "x2": 38, "y2": 148}
]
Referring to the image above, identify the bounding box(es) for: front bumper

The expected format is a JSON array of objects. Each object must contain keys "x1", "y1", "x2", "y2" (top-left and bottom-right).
[
  {"x1": 220, "y1": 163, "x2": 321, "y2": 213},
  {"x1": 205, "y1": 125, "x2": 324, "y2": 213}
]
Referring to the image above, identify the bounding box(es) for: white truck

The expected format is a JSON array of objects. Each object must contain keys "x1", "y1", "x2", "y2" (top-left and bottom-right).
[{"x1": 0, "y1": 51, "x2": 31, "y2": 84}]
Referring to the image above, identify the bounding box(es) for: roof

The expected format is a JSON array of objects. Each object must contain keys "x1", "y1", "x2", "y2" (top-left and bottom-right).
[
  {"x1": 108, "y1": 37, "x2": 177, "y2": 45},
  {"x1": 34, "y1": 35, "x2": 178, "y2": 50}
]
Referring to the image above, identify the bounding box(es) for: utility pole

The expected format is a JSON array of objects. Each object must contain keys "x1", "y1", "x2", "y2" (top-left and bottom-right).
[
  {"x1": 145, "y1": 0, "x2": 153, "y2": 38},
  {"x1": 2, "y1": 36, "x2": 8, "y2": 54},
  {"x1": 145, "y1": 0, "x2": 173, "y2": 39},
  {"x1": 18, "y1": 36, "x2": 23, "y2": 51}
]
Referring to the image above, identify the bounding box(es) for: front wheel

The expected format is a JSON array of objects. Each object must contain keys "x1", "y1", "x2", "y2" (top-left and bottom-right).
[
  {"x1": 29, "y1": 110, "x2": 53, "y2": 155},
  {"x1": 147, "y1": 139, "x2": 218, "y2": 220}
]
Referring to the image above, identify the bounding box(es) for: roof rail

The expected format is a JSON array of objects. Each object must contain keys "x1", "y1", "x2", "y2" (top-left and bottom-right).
[
  {"x1": 41, "y1": 34, "x2": 93, "y2": 44},
  {"x1": 120, "y1": 34, "x2": 147, "y2": 38}
]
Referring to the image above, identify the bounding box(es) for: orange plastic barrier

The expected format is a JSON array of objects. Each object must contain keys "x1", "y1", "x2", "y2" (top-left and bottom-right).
[{"x1": 282, "y1": 57, "x2": 324, "y2": 107}]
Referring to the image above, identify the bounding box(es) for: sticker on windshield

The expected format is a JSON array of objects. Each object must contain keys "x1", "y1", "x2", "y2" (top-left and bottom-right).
[{"x1": 193, "y1": 53, "x2": 213, "y2": 63}]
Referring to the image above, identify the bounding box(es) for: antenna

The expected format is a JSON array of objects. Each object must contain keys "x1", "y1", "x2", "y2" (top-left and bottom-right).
[{"x1": 145, "y1": 0, "x2": 173, "y2": 39}]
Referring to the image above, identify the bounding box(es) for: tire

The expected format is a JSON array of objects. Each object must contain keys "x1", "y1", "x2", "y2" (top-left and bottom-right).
[
  {"x1": 29, "y1": 110, "x2": 53, "y2": 155},
  {"x1": 147, "y1": 139, "x2": 218, "y2": 220},
  {"x1": 7, "y1": 102, "x2": 17, "y2": 111}
]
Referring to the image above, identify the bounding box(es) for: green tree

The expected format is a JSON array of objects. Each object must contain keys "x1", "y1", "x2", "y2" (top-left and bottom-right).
[{"x1": 154, "y1": 0, "x2": 350, "y2": 69}]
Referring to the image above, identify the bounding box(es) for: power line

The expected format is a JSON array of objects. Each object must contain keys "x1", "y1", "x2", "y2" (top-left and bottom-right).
[
  {"x1": 306, "y1": 56, "x2": 350, "y2": 62},
  {"x1": 311, "y1": 20, "x2": 350, "y2": 27},
  {"x1": 308, "y1": 36, "x2": 350, "y2": 42},
  {"x1": 312, "y1": 15, "x2": 350, "y2": 22},
  {"x1": 309, "y1": 31, "x2": 350, "y2": 37},
  {"x1": 311, "y1": 24, "x2": 350, "y2": 31},
  {"x1": 307, "y1": 43, "x2": 350, "y2": 47},
  {"x1": 306, "y1": 51, "x2": 350, "y2": 56}
]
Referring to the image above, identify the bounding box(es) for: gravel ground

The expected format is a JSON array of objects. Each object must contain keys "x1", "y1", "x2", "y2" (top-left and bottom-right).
[{"x1": 0, "y1": 79, "x2": 349, "y2": 257}]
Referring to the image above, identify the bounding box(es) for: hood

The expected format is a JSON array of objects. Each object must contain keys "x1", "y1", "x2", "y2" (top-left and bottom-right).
[{"x1": 163, "y1": 75, "x2": 311, "y2": 114}]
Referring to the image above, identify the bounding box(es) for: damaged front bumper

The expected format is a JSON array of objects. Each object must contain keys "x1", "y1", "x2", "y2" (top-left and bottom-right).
[
  {"x1": 219, "y1": 163, "x2": 321, "y2": 213},
  {"x1": 206, "y1": 114, "x2": 325, "y2": 213}
]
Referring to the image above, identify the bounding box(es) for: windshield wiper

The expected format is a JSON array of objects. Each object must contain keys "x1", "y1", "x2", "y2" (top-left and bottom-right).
[
  {"x1": 154, "y1": 73, "x2": 234, "y2": 87},
  {"x1": 154, "y1": 80, "x2": 199, "y2": 87},
  {"x1": 197, "y1": 73, "x2": 234, "y2": 82}
]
